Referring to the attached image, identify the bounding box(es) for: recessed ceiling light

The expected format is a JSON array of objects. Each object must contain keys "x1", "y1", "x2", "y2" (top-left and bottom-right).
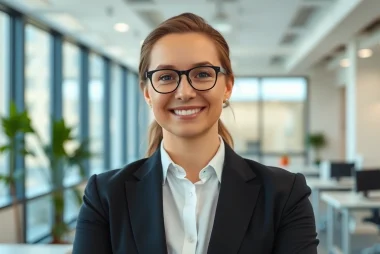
[
  {"x1": 42, "y1": 13, "x2": 84, "y2": 31},
  {"x1": 340, "y1": 59, "x2": 350, "y2": 68},
  {"x1": 114, "y1": 23, "x2": 129, "y2": 32},
  {"x1": 212, "y1": 23, "x2": 232, "y2": 34},
  {"x1": 23, "y1": 0, "x2": 50, "y2": 8},
  {"x1": 358, "y1": 48, "x2": 373, "y2": 58}
]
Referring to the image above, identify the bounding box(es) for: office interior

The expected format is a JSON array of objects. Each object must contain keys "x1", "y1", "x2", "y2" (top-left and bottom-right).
[{"x1": 0, "y1": 0, "x2": 380, "y2": 253}]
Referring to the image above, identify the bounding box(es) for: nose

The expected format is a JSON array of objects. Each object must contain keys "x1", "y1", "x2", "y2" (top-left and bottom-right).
[{"x1": 174, "y1": 76, "x2": 196, "y2": 101}]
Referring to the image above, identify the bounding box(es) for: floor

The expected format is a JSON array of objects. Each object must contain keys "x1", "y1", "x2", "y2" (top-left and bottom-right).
[{"x1": 317, "y1": 227, "x2": 380, "y2": 254}]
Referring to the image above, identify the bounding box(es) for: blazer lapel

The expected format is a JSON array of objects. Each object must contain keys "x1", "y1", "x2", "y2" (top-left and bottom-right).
[
  {"x1": 125, "y1": 148, "x2": 168, "y2": 254},
  {"x1": 208, "y1": 144, "x2": 261, "y2": 254}
]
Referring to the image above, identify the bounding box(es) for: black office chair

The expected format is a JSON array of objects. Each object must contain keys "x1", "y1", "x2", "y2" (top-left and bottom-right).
[
  {"x1": 356, "y1": 169, "x2": 380, "y2": 254},
  {"x1": 361, "y1": 209, "x2": 380, "y2": 254}
]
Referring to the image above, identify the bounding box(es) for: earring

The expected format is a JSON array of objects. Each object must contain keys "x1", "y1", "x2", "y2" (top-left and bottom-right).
[{"x1": 222, "y1": 98, "x2": 229, "y2": 108}]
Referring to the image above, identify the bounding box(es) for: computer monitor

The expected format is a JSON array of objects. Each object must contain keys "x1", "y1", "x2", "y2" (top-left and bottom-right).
[
  {"x1": 355, "y1": 169, "x2": 380, "y2": 197},
  {"x1": 330, "y1": 162, "x2": 355, "y2": 181}
]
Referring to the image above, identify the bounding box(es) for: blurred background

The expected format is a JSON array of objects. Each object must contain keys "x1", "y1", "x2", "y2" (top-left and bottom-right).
[{"x1": 0, "y1": 0, "x2": 380, "y2": 253}]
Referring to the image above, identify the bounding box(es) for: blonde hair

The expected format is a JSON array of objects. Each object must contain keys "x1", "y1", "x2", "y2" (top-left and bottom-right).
[{"x1": 139, "y1": 13, "x2": 234, "y2": 157}]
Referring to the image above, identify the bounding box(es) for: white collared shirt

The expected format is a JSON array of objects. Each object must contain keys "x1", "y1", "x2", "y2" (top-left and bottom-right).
[{"x1": 160, "y1": 136, "x2": 225, "y2": 254}]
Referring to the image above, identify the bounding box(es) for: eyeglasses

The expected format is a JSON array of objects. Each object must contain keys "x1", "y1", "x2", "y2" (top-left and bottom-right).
[{"x1": 145, "y1": 65, "x2": 227, "y2": 94}]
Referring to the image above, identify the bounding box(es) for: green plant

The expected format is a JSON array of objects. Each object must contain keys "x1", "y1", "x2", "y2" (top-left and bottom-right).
[
  {"x1": 307, "y1": 132, "x2": 327, "y2": 165},
  {"x1": 38, "y1": 118, "x2": 92, "y2": 243},
  {"x1": 0, "y1": 102, "x2": 36, "y2": 243}
]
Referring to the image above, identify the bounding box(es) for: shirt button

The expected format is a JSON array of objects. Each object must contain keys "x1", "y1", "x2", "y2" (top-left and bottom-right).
[{"x1": 189, "y1": 237, "x2": 195, "y2": 243}]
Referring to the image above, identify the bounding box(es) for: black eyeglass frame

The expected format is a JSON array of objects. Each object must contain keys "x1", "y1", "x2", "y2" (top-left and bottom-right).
[{"x1": 145, "y1": 65, "x2": 227, "y2": 94}]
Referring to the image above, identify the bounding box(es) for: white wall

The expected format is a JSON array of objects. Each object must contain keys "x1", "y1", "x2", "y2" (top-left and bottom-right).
[
  {"x1": 308, "y1": 66, "x2": 344, "y2": 161},
  {"x1": 0, "y1": 204, "x2": 23, "y2": 243},
  {"x1": 356, "y1": 54, "x2": 380, "y2": 167},
  {"x1": 308, "y1": 51, "x2": 380, "y2": 168}
]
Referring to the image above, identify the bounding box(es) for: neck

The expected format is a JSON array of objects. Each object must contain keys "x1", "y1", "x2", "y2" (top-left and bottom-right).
[{"x1": 162, "y1": 125, "x2": 221, "y2": 182}]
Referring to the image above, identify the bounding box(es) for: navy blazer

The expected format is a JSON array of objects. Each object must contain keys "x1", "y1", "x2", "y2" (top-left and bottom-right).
[{"x1": 73, "y1": 143, "x2": 319, "y2": 254}]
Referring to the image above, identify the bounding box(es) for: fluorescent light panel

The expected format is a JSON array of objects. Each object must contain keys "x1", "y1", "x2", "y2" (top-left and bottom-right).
[{"x1": 42, "y1": 13, "x2": 84, "y2": 31}]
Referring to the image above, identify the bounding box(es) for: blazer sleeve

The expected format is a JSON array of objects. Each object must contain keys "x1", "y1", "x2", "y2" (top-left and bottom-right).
[
  {"x1": 272, "y1": 173, "x2": 319, "y2": 254},
  {"x1": 72, "y1": 174, "x2": 112, "y2": 254}
]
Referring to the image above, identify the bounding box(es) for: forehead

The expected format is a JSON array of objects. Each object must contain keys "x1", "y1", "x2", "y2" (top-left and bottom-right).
[{"x1": 149, "y1": 33, "x2": 220, "y2": 70}]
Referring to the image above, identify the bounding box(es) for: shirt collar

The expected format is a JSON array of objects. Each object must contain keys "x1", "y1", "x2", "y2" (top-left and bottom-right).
[{"x1": 160, "y1": 135, "x2": 225, "y2": 184}]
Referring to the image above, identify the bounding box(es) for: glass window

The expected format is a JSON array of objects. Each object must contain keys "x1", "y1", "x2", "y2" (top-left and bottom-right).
[
  {"x1": 89, "y1": 54, "x2": 104, "y2": 175},
  {"x1": 62, "y1": 42, "x2": 81, "y2": 186},
  {"x1": 0, "y1": 12, "x2": 9, "y2": 206},
  {"x1": 126, "y1": 72, "x2": 138, "y2": 163},
  {"x1": 26, "y1": 195, "x2": 52, "y2": 243},
  {"x1": 25, "y1": 25, "x2": 51, "y2": 198},
  {"x1": 221, "y1": 78, "x2": 260, "y2": 156},
  {"x1": 110, "y1": 65, "x2": 123, "y2": 169},
  {"x1": 64, "y1": 188, "x2": 82, "y2": 223},
  {"x1": 261, "y1": 78, "x2": 307, "y2": 153}
]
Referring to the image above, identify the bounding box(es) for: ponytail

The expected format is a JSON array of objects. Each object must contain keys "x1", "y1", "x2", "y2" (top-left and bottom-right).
[
  {"x1": 145, "y1": 119, "x2": 234, "y2": 157},
  {"x1": 146, "y1": 120, "x2": 163, "y2": 157},
  {"x1": 218, "y1": 119, "x2": 234, "y2": 148}
]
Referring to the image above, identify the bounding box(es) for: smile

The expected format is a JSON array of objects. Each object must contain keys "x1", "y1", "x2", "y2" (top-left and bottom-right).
[
  {"x1": 174, "y1": 108, "x2": 202, "y2": 116},
  {"x1": 170, "y1": 107, "x2": 206, "y2": 119}
]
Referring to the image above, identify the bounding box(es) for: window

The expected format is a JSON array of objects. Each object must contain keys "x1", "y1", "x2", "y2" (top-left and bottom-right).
[
  {"x1": 0, "y1": 12, "x2": 9, "y2": 206},
  {"x1": 221, "y1": 78, "x2": 260, "y2": 156},
  {"x1": 24, "y1": 25, "x2": 51, "y2": 198},
  {"x1": 89, "y1": 54, "x2": 104, "y2": 175},
  {"x1": 126, "y1": 72, "x2": 138, "y2": 163},
  {"x1": 64, "y1": 188, "x2": 82, "y2": 223},
  {"x1": 261, "y1": 77, "x2": 307, "y2": 154},
  {"x1": 110, "y1": 65, "x2": 123, "y2": 168},
  {"x1": 26, "y1": 195, "x2": 52, "y2": 242},
  {"x1": 62, "y1": 42, "x2": 81, "y2": 186}
]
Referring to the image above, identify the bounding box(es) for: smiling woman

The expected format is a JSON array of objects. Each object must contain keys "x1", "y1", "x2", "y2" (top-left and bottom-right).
[{"x1": 73, "y1": 12, "x2": 319, "y2": 254}]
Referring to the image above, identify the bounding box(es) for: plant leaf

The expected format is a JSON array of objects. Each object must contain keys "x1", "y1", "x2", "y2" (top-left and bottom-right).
[
  {"x1": 72, "y1": 187, "x2": 83, "y2": 206},
  {"x1": 0, "y1": 144, "x2": 10, "y2": 153}
]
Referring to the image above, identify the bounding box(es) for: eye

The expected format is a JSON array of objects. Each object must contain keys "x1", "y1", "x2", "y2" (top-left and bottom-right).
[
  {"x1": 196, "y1": 72, "x2": 211, "y2": 78},
  {"x1": 159, "y1": 74, "x2": 174, "y2": 81}
]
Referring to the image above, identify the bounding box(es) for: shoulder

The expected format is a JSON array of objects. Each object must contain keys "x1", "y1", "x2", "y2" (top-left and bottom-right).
[
  {"x1": 242, "y1": 158, "x2": 310, "y2": 198},
  {"x1": 85, "y1": 158, "x2": 149, "y2": 198}
]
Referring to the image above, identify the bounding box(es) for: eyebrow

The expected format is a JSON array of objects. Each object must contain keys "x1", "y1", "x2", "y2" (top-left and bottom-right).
[{"x1": 155, "y1": 61, "x2": 214, "y2": 70}]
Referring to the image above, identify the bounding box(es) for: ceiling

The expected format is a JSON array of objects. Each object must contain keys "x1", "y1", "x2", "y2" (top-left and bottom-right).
[{"x1": 1, "y1": 0, "x2": 380, "y2": 76}]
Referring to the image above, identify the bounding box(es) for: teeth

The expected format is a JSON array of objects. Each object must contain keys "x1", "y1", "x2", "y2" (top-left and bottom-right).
[{"x1": 174, "y1": 108, "x2": 202, "y2": 116}]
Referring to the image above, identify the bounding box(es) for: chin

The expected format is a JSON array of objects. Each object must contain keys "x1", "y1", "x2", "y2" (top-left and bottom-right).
[{"x1": 165, "y1": 123, "x2": 216, "y2": 140}]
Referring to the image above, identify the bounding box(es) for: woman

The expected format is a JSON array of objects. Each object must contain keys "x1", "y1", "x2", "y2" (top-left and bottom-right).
[{"x1": 73, "y1": 13, "x2": 319, "y2": 254}]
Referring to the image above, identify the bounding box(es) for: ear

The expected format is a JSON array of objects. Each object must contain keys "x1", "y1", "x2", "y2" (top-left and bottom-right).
[
  {"x1": 224, "y1": 76, "x2": 233, "y2": 100},
  {"x1": 143, "y1": 86, "x2": 151, "y2": 106}
]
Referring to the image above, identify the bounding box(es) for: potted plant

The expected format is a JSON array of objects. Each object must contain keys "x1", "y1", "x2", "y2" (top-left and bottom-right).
[
  {"x1": 307, "y1": 132, "x2": 327, "y2": 165},
  {"x1": 36, "y1": 118, "x2": 92, "y2": 244},
  {"x1": 0, "y1": 102, "x2": 36, "y2": 243}
]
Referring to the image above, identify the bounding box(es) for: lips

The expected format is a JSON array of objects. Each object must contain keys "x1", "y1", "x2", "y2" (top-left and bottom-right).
[
  {"x1": 169, "y1": 107, "x2": 206, "y2": 118},
  {"x1": 173, "y1": 108, "x2": 202, "y2": 116}
]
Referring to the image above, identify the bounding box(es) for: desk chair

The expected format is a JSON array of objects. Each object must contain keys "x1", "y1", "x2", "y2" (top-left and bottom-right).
[
  {"x1": 361, "y1": 209, "x2": 380, "y2": 254},
  {"x1": 356, "y1": 169, "x2": 380, "y2": 254}
]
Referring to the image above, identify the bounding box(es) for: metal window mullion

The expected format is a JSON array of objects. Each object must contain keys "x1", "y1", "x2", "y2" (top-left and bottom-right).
[
  {"x1": 103, "y1": 58, "x2": 111, "y2": 171},
  {"x1": 305, "y1": 78, "x2": 310, "y2": 165},
  {"x1": 50, "y1": 32, "x2": 63, "y2": 188},
  {"x1": 134, "y1": 73, "x2": 140, "y2": 159},
  {"x1": 9, "y1": 12, "x2": 26, "y2": 243},
  {"x1": 121, "y1": 67, "x2": 128, "y2": 163},
  {"x1": 79, "y1": 47, "x2": 90, "y2": 177},
  {"x1": 258, "y1": 77, "x2": 263, "y2": 163}
]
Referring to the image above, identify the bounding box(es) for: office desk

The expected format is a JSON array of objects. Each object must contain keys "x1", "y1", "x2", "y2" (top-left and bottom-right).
[
  {"x1": 285, "y1": 165, "x2": 320, "y2": 177},
  {"x1": 306, "y1": 178, "x2": 354, "y2": 233},
  {"x1": 321, "y1": 191, "x2": 380, "y2": 254},
  {"x1": 0, "y1": 244, "x2": 72, "y2": 254}
]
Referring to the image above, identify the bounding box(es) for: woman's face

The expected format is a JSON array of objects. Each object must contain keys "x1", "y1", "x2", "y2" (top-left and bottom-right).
[{"x1": 144, "y1": 32, "x2": 233, "y2": 139}]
